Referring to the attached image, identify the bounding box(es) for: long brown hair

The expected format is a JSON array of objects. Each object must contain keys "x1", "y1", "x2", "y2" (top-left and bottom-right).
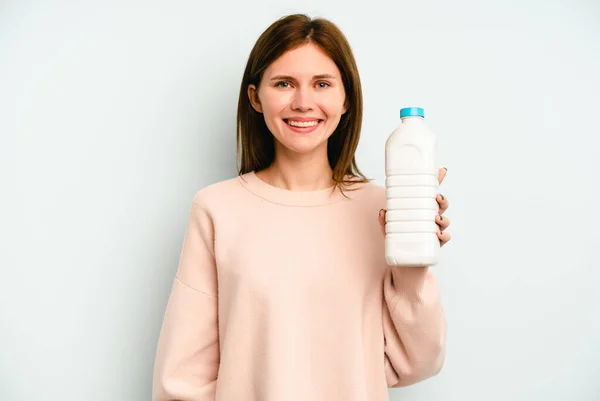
[{"x1": 236, "y1": 14, "x2": 370, "y2": 190}]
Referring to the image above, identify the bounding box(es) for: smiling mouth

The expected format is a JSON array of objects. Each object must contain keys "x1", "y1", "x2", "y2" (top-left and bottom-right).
[{"x1": 284, "y1": 119, "x2": 323, "y2": 128}]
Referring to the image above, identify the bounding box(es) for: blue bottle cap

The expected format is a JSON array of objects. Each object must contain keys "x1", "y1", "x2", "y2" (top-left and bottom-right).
[{"x1": 400, "y1": 107, "x2": 425, "y2": 118}]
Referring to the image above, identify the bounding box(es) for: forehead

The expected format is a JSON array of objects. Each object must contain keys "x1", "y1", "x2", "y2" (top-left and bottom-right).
[{"x1": 264, "y1": 43, "x2": 341, "y2": 78}]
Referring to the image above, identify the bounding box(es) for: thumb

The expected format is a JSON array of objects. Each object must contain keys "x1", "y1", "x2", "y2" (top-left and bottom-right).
[{"x1": 378, "y1": 209, "x2": 386, "y2": 236}]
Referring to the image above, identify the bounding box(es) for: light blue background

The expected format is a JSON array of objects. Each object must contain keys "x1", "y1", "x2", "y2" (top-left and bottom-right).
[{"x1": 1, "y1": 1, "x2": 599, "y2": 400}]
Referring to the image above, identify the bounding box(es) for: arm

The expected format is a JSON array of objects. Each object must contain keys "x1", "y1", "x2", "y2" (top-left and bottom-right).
[
  {"x1": 152, "y1": 198, "x2": 220, "y2": 400},
  {"x1": 382, "y1": 265, "x2": 447, "y2": 388}
]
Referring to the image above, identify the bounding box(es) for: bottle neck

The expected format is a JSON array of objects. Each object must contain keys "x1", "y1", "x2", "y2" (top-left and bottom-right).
[{"x1": 400, "y1": 116, "x2": 424, "y2": 124}]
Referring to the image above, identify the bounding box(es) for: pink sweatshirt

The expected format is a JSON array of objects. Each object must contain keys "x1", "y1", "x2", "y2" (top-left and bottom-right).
[{"x1": 152, "y1": 171, "x2": 446, "y2": 401}]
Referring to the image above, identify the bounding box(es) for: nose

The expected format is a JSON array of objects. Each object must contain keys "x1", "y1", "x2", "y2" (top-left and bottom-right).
[{"x1": 291, "y1": 87, "x2": 314, "y2": 112}]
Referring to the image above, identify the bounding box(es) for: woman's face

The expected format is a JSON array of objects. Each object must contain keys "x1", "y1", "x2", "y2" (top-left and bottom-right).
[{"x1": 248, "y1": 43, "x2": 347, "y2": 157}]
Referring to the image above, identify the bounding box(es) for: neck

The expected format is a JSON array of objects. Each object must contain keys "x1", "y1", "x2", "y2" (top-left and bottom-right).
[{"x1": 257, "y1": 144, "x2": 334, "y2": 191}]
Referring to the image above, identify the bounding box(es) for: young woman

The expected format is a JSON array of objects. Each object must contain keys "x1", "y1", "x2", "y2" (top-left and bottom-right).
[{"x1": 153, "y1": 13, "x2": 451, "y2": 401}]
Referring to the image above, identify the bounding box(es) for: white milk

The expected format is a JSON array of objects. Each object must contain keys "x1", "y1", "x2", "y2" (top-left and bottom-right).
[{"x1": 385, "y1": 107, "x2": 440, "y2": 267}]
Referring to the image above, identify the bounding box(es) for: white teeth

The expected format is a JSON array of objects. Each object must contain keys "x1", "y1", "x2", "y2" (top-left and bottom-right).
[{"x1": 287, "y1": 120, "x2": 319, "y2": 127}]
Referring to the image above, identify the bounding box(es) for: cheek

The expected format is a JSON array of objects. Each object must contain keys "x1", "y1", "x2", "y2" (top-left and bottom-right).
[
  {"x1": 321, "y1": 91, "x2": 346, "y2": 116},
  {"x1": 261, "y1": 92, "x2": 292, "y2": 118}
]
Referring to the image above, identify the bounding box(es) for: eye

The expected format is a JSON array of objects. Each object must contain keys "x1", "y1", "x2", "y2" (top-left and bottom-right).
[
  {"x1": 275, "y1": 81, "x2": 290, "y2": 88},
  {"x1": 316, "y1": 81, "x2": 330, "y2": 89}
]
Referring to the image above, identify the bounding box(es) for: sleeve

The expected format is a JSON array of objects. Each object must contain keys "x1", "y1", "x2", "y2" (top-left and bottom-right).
[
  {"x1": 152, "y1": 197, "x2": 220, "y2": 401},
  {"x1": 382, "y1": 265, "x2": 447, "y2": 388}
]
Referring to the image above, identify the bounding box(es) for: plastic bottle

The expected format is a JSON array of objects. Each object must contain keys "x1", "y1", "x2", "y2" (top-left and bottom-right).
[{"x1": 385, "y1": 107, "x2": 440, "y2": 267}]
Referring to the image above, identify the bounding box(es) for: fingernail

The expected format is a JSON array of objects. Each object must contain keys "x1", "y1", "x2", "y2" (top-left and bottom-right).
[{"x1": 379, "y1": 209, "x2": 384, "y2": 216}]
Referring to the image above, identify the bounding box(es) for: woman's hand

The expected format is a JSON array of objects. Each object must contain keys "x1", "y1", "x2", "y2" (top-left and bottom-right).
[{"x1": 378, "y1": 167, "x2": 451, "y2": 247}]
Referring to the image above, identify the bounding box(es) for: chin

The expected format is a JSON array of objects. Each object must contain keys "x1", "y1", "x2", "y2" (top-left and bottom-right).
[
  {"x1": 281, "y1": 141, "x2": 323, "y2": 155},
  {"x1": 271, "y1": 124, "x2": 333, "y2": 155}
]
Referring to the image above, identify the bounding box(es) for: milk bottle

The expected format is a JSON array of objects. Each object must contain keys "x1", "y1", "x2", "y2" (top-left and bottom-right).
[{"x1": 385, "y1": 107, "x2": 440, "y2": 266}]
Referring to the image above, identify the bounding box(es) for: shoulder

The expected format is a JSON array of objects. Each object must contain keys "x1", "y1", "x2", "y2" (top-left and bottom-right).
[
  {"x1": 358, "y1": 180, "x2": 386, "y2": 199},
  {"x1": 190, "y1": 175, "x2": 244, "y2": 210},
  {"x1": 345, "y1": 178, "x2": 386, "y2": 209}
]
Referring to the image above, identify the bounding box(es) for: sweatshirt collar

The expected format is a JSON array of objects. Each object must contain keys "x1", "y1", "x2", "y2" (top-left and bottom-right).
[{"x1": 238, "y1": 171, "x2": 350, "y2": 207}]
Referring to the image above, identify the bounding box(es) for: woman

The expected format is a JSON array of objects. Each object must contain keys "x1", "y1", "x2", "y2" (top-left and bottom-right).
[{"x1": 153, "y1": 13, "x2": 451, "y2": 401}]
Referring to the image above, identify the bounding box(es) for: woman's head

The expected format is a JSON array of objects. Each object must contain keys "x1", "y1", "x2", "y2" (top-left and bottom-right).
[{"x1": 237, "y1": 14, "x2": 367, "y2": 186}]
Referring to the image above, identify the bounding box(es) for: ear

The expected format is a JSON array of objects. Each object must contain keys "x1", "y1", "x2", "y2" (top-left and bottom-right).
[{"x1": 247, "y1": 84, "x2": 263, "y2": 113}]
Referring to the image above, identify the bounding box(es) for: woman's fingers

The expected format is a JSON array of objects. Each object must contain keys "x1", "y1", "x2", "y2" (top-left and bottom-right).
[
  {"x1": 437, "y1": 193, "x2": 449, "y2": 215},
  {"x1": 437, "y1": 230, "x2": 451, "y2": 247},
  {"x1": 438, "y1": 167, "x2": 447, "y2": 184},
  {"x1": 435, "y1": 213, "x2": 450, "y2": 231}
]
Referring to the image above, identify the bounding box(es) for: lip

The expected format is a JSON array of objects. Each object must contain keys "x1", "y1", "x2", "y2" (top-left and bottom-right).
[
  {"x1": 284, "y1": 117, "x2": 323, "y2": 122},
  {"x1": 283, "y1": 118, "x2": 323, "y2": 134}
]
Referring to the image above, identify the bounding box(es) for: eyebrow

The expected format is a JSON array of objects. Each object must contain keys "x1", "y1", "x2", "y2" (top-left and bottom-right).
[{"x1": 269, "y1": 74, "x2": 337, "y2": 81}]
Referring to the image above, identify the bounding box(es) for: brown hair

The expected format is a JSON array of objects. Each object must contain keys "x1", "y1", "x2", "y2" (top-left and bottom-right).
[{"x1": 236, "y1": 14, "x2": 370, "y2": 190}]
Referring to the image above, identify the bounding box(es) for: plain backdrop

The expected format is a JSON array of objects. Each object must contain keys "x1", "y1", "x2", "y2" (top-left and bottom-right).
[{"x1": 1, "y1": 0, "x2": 599, "y2": 400}]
